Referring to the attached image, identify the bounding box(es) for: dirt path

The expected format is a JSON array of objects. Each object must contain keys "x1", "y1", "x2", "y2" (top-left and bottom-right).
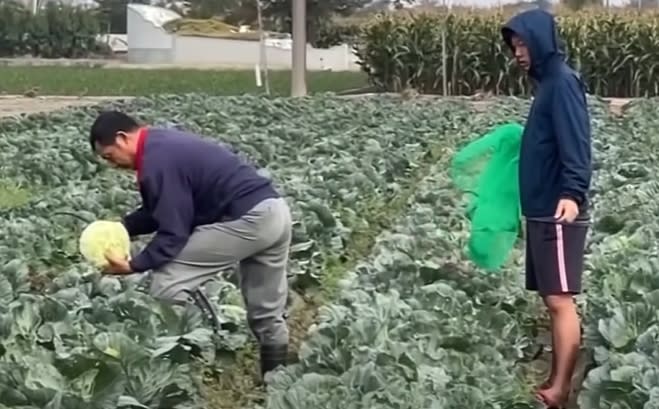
[
  {"x1": 0, "y1": 94, "x2": 634, "y2": 119},
  {"x1": 342, "y1": 92, "x2": 634, "y2": 116},
  {"x1": 0, "y1": 96, "x2": 132, "y2": 118},
  {"x1": 471, "y1": 97, "x2": 632, "y2": 116}
]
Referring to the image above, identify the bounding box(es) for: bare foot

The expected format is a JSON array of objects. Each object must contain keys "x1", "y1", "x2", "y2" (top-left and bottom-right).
[{"x1": 536, "y1": 385, "x2": 568, "y2": 408}]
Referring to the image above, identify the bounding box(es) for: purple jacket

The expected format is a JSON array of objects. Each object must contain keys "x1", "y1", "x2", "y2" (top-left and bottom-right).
[{"x1": 123, "y1": 127, "x2": 279, "y2": 272}]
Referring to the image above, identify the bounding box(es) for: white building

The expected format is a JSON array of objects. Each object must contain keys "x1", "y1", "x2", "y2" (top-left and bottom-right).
[
  {"x1": 126, "y1": 4, "x2": 359, "y2": 70},
  {"x1": 127, "y1": 3, "x2": 180, "y2": 63}
]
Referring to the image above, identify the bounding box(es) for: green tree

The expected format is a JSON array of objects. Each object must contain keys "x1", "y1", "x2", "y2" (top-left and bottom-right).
[
  {"x1": 560, "y1": 0, "x2": 602, "y2": 10},
  {"x1": 96, "y1": 0, "x2": 150, "y2": 33},
  {"x1": 186, "y1": 0, "x2": 242, "y2": 19},
  {"x1": 221, "y1": 0, "x2": 259, "y2": 26},
  {"x1": 261, "y1": 0, "x2": 370, "y2": 43}
]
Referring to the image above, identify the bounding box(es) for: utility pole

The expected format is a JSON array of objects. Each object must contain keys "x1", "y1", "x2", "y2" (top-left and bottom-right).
[
  {"x1": 256, "y1": 0, "x2": 270, "y2": 95},
  {"x1": 291, "y1": 0, "x2": 307, "y2": 97}
]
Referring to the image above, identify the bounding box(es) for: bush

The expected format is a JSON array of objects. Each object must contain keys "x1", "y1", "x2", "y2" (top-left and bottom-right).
[
  {"x1": 313, "y1": 19, "x2": 361, "y2": 48},
  {"x1": 354, "y1": 9, "x2": 659, "y2": 97},
  {"x1": 0, "y1": 0, "x2": 106, "y2": 58}
]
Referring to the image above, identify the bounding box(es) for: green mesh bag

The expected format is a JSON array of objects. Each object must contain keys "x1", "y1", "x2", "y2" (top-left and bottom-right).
[{"x1": 450, "y1": 123, "x2": 524, "y2": 272}]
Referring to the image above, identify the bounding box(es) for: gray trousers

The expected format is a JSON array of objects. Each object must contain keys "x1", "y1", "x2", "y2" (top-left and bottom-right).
[{"x1": 136, "y1": 197, "x2": 292, "y2": 346}]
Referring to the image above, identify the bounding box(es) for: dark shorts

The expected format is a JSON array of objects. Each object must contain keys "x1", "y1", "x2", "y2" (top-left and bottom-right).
[{"x1": 525, "y1": 219, "x2": 589, "y2": 296}]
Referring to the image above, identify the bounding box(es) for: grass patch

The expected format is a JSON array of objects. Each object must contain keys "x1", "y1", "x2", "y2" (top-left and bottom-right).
[
  {"x1": 0, "y1": 179, "x2": 30, "y2": 210},
  {"x1": 0, "y1": 66, "x2": 368, "y2": 96}
]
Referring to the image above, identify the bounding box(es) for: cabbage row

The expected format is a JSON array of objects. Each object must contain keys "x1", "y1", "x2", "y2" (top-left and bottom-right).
[
  {"x1": 2, "y1": 93, "x2": 654, "y2": 409},
  {"x1": 577, "y1": 98, "x2": 659, "y2": 409},
  {"x1": 264, "y1": 96, "x2": 659, "y2": 409},
  {"x1": 265, "y1": 155, "x2": 540, "y2": 409},
  {"x1": 0, "y1": 94, "x2": 507, "y2": 408},
  {"x1": 0, "y1": 94, "x2": 473, "y2": 287}
]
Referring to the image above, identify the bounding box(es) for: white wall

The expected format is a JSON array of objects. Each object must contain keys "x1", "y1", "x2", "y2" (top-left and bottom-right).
[
  {"x1": 126, "y1": 5, "x2": 175, "y2": 63},
  {"x1": 171, "y1": 36, "x2": 360, "y2": 71}
]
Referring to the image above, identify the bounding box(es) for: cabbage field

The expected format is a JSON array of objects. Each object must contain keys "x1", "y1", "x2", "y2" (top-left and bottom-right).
[{"x1": 0, "y1": 93, "x2": 656, "y2": 409}]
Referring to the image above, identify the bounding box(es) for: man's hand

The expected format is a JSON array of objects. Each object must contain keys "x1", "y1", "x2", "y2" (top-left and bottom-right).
[
  {"x1": 103, "y1": 251, "x2": 132, "y2": 275},
  {"x1": 554, "y1": 198, "x2": 579, "y2": 223}
]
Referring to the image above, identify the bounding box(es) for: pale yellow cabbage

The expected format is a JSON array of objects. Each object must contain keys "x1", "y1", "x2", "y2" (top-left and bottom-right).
[{"x1": 79, "y1": 220, "x2": 131, "y2": 268}]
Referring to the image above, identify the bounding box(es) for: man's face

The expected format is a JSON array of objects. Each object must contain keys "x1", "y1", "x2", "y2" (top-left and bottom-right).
[
  {"x1": 511, "y1": 35, "x2": 531, "y2": 72},
  {"x1": 95, "y1": 132, "x2": 135, "y2": 169}
]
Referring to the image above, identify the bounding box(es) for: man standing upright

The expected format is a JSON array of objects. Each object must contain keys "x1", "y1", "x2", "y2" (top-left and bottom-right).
[
  {"x1": 501, "y1": 9, "x2": 592, "y2": 408},
  {"x1": 89, "y1": 111, "x2": 292, "y2": 382}
]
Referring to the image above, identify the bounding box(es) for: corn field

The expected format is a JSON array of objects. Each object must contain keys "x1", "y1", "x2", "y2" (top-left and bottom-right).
[
  {"x1": 353, "y1": 9, "x2": 659, "y2": 97},
  {"x1": 0, "y1": 1, "x2": 104, "y2": 58}
]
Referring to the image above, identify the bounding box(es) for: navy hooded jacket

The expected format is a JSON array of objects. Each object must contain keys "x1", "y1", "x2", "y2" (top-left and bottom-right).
[
  {"x1": 123, "y1": 127, "x2": 279, "y2": 273},
  {"x1": 501, "y1": 9, "x2": 592, "y2": 219}
]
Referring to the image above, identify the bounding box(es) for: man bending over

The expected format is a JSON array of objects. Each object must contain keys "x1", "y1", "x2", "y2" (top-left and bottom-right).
[{"x1": 89, "y1": 111, "x2": 292, "y2": 381}]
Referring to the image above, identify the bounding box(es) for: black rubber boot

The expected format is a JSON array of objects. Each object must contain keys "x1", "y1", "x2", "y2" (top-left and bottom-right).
[{"x1": 260, "y1": 343, "x2": 288, "y2": 381}]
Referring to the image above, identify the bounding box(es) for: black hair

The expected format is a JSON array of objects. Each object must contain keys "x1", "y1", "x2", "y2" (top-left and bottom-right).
[{"x1": 89, "y1": 110, "x2": 140, "y2": 151}]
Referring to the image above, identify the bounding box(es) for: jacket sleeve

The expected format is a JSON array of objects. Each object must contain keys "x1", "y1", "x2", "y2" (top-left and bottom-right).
[
  {"x1": 128, "y1": 169, "x2": 195, "y2": 273},
  {"x1": 551, "y1": 74, "x2": 592, "y2": 205},
  {"x1": 122, "y1": 206, "x2": 158, "y2": 237}
]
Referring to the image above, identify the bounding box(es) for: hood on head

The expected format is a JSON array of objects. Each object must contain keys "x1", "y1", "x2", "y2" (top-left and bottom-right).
[{"x1": 501, "y1": 8, "x2": 565, "y2": 79}]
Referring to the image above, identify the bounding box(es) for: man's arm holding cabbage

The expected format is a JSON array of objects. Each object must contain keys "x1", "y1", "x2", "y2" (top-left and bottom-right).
[{"x1": 122, "y1": 206, "x2": 157, "y2": 237}]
